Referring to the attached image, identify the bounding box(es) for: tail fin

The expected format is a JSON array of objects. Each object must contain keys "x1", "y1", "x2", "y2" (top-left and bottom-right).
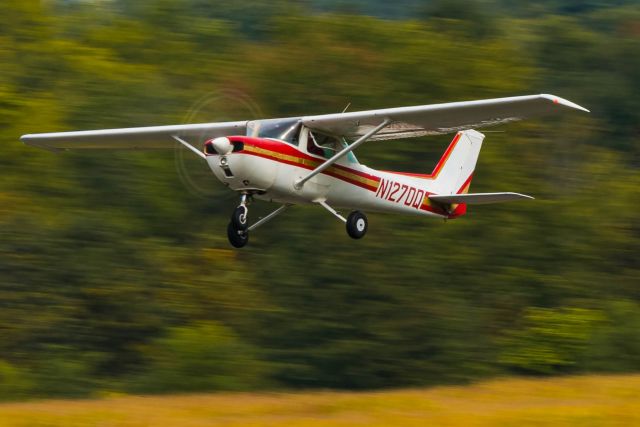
[{"x1": 431, "y1": 130, "x2": 484, "y2": 195}]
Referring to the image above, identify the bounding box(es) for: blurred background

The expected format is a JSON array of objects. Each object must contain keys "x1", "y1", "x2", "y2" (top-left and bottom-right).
[{"x1": 0, "y1": 0, "x2": 639, "y2": 401}]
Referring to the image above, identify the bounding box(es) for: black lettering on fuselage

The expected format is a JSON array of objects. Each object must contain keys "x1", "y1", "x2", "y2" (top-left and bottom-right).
[
  {"x1": 404, "y1": 187, "x2": 416, "y2": 206},
  {"x1": 413, "y1": 190, "x2": 424, "y2": 208},
  {"x1": 375, "y1": 178, "x2": 426, "y2": 211},
  {"x1": 376, "y1": 178, "x2": 389, "y2": 198},
  {"x1": 387, "y1": 182, "x2": 400, "y2": 202}
]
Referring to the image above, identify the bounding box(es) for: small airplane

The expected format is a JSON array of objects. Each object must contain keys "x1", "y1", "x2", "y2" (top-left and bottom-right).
[{"x1": 21, "y1": 94, "x2": 588, "y2": 248}]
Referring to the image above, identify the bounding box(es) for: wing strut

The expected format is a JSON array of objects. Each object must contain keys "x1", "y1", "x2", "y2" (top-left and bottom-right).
[
  {"x1": 172, "y1": 136, "x2": 206, "y2": 160},
  {"x1": 294, "y1": 118, "x2": 392, "y2": 189}
]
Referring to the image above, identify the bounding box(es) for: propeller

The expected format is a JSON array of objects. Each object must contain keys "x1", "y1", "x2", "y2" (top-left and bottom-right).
[{"x1": 174, "y1": 89, "x2": 263, "y2": 200}]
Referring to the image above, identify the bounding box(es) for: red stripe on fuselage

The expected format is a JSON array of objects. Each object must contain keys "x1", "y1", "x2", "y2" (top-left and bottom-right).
[
  {"x1": 417, "y1": 173, "x2": 474, "y2": 218},
  {"x1": 381, "y1": 132, "x2": 463, "y2": 180},
  {"x1": 456, "y1": 174, "x2": 473, "y2": 194},
  {"x1": 230, "y1": 136, "x2": 380, "y2": 192}
]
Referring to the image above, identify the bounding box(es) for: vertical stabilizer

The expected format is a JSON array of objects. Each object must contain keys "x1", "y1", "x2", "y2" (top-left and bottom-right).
[{"x1": 431, "y1": 130, "x2": 484, "y2": 195}]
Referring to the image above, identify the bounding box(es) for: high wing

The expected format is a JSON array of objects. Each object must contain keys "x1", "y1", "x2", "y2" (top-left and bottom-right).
[
  {"x1": 302, "y1": 94, "x2": 589, "y2": 141},
  {"x1": 20, "y1": 121, "x2": 246, "y2": 151},
  {"x1": 20, "y1": 94, "x2": 587, "y2": 151}
]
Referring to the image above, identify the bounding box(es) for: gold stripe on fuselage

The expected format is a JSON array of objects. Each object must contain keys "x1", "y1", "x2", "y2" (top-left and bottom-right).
[
  {"x1": 244, "y1": 145, "x2": 380, "y2": 189},
  {"x1": 244, "y1": 145, "x2": 318, "y2": 168}
]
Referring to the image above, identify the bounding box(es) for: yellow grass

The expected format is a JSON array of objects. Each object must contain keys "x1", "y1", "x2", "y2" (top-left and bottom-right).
[{"x1": 0, "y1": 374, "x2": 639, "y2": 426}]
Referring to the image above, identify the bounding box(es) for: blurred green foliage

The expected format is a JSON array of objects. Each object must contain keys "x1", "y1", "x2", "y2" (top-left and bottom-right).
[
  {"x1": 0, "y1": 0, "x2": 639, "y2": 399},
  {"x1": 498, "y1": 307, "x2": 605, "y2": 374},
  {"x1": 585, "y1": 301, "x2": 640, "y2": 372},
  {"x1": 0, "y1": 361, "x2": 32, "y2": 401},
  {"x1": 133, "y1": 322, "x2": 267, "y2": 392}
]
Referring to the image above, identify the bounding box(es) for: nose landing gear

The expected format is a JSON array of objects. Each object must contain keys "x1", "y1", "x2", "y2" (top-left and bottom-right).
[
  {"x1": 231, "y1": 194, "x2": 249, "y2": 231},
  {"x1": 227, "y1": 194, "x2": 250, "y2": 248},
  {"x1": 226, "y1": 195, "x2": 290, "y2": 248},
  {"x1": 227, "y1": 221, "x2": 249, "y2": 248}
]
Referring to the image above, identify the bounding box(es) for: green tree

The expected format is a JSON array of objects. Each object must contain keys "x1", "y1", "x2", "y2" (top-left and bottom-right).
[
  {"x1": 585, "y1": 301, "x2": 640, "y2": 372},
  {"x1": 498, "y1": 307, "x2": 605, "y2": 374},
  {"x1": 0, "y1": 360, "x2": 32, "y2": 401},
  {"x1": 134, "y1": 322, "x2": 267, "y2": 393}
]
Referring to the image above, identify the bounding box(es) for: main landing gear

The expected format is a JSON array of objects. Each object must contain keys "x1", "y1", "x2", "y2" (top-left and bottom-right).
[
  {"x1": 346, "y1": 210, "x2": 368, "y2": 239},
  {"x1": 316, "y1": 200, "x2": 368, "y2": 240}
]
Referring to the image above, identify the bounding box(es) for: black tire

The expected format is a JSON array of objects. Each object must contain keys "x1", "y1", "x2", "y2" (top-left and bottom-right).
[
  {"x1": 231, "y1": 205, "x2": 248, "y2": 231},
  {"x1": 227, "y1": 222, "x2": 249, "y2": 248},
  {"x1": 346, "y1": 211, "x2": 368, "y2": 239}
]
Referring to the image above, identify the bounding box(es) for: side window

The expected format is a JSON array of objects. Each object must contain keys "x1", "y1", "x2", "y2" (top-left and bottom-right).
[
  {"x1": 340, "y1": 139, "x2": 359, "y2": 164},
  {"x1": 307, "y1": 131, "x2": 337, "y2": 159}
]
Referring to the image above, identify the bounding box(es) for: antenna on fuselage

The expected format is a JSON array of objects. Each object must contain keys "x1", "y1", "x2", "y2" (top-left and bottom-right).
[{"x1": 341, "y1": 102, "x2": 351, "y2": 113}]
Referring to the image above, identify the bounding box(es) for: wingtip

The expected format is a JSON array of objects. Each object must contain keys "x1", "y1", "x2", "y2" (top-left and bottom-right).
[
  {"x1": 517, "y1": 193, "x2": 535, "y2": 200},
  {"x1": 540, "y1": 94, "x2": 590, "y2": 113}
]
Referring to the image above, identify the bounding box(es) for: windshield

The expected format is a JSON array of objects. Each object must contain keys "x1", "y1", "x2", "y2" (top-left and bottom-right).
[{"x1": 247, "y1": 118, "x2": 301, "y2": 145}]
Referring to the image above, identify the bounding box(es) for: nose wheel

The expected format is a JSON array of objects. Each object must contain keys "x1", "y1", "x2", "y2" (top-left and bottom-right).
[
  {"x1": 227, "y1": 222, "x2": 249, "y2": 248},
  {"x1": 227, "y1": 194, "x2": 250, "y2": 248}
]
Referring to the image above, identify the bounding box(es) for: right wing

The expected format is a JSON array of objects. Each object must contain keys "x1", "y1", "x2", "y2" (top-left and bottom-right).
[
  {"x1": 20, "y1": 121, "x2": 247, "y2": 151},
  {"x1": 302, "y1": 94, "x2": 589, "y2": 141}
]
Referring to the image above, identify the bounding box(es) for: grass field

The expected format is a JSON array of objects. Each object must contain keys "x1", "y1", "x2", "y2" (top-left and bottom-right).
[{"x1": 0, "y1": 374, "x2": 638, "y2": 426}]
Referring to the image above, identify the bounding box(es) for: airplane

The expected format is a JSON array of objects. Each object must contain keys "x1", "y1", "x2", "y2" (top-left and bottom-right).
[{"x1": 21, "y1": 94, "x2": 588, "y2": 248}]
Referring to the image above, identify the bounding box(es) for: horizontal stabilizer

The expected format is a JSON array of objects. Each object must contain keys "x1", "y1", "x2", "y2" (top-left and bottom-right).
[{"x1": 429, "y1": 192, "x2": 534, "y2": 205}]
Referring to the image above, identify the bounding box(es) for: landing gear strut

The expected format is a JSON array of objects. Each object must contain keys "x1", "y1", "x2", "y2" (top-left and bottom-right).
[{"x1": 231, "y1": 195, "x2": 249, "y2": 231}]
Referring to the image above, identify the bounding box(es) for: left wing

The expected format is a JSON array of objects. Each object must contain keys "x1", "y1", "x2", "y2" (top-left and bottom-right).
[
  {"x1": 21, "y1": 121, "x2": 247, "y2": 151},
  {"x1": 302, "y1": 94, "x2": 588, "y2": 141},
  {"x1": 429, "y1": 192, "x2": 534, "y2": 205}
]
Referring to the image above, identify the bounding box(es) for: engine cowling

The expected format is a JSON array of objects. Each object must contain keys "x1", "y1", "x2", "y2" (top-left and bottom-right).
[{"x1": 208, "y1": 137, "x2": 233, "y2": 155}]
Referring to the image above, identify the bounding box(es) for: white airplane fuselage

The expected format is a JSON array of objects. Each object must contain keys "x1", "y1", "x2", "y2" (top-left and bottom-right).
[
  {"x1": 21, "y1": 93, "x2": 586, "y2": 248},
  {"x1": 205, "y1": 135, "x2": 469, "y2": 219}
]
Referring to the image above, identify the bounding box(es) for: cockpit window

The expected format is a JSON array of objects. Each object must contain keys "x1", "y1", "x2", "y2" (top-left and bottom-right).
[
  {"x1": 340, "y1": 139, "x2": 359, "y2": 164},
  {"x1": 307, "y1": 131, "x2": 336, "y2": 159},
  {"x1": 307, "y1": 130, "x2": 358, "y2": 163},
  {"x1": 247, "y1": 118, "x2": 301, "y2": 145}
]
